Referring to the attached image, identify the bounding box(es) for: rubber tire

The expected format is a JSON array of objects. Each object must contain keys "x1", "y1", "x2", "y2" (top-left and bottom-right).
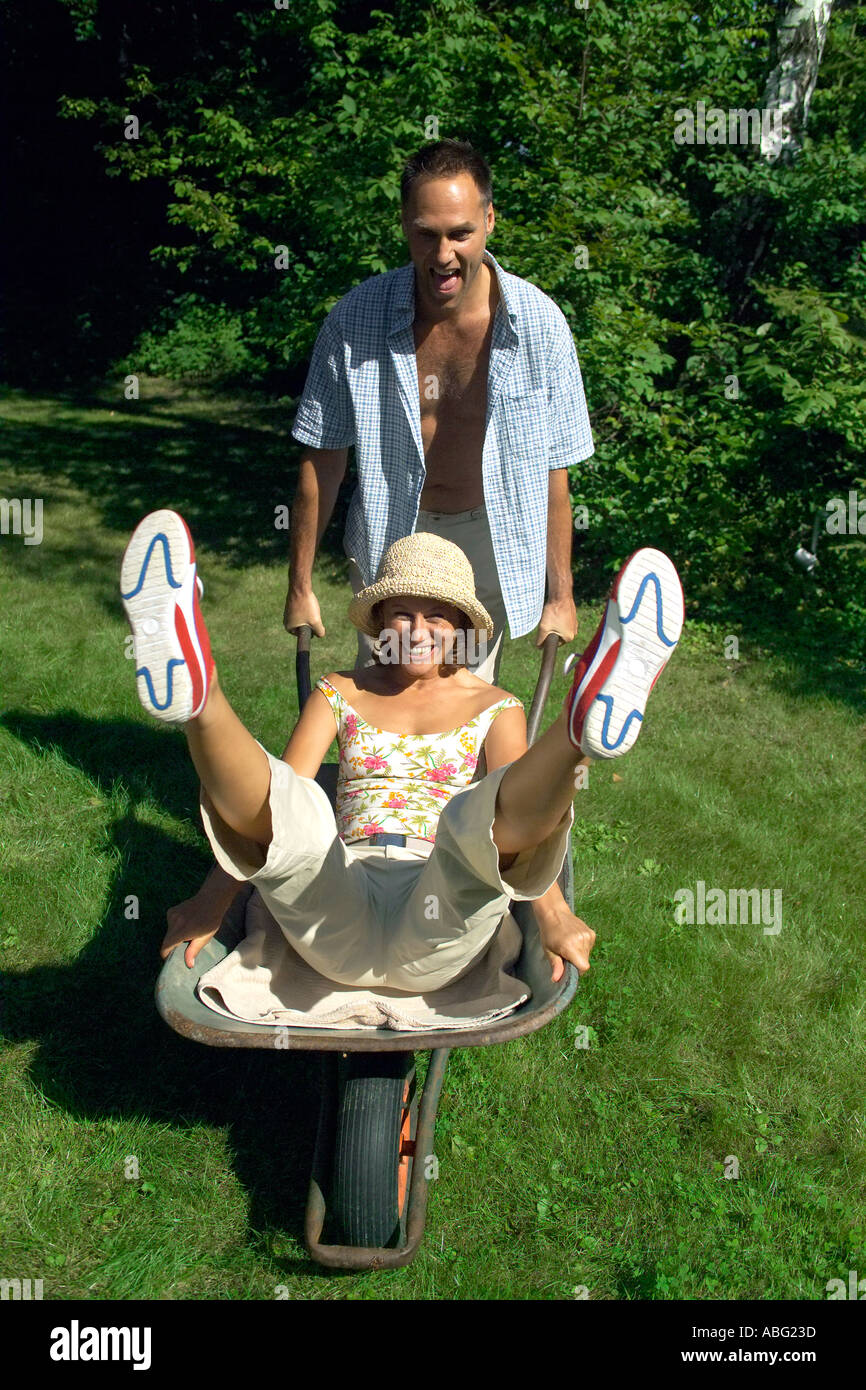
[{"x1": 330, "y1": 1052, "x2": 415, "y2": 1249}]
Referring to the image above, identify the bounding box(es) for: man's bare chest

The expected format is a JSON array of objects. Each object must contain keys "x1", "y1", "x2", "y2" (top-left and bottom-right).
[{"x1": 413, "y1": 318, "x2": 493, "y2": 414}]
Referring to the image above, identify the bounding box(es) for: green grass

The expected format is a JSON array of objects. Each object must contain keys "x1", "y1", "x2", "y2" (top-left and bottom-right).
[{"x1": 1, "y1": 379, "x2": 865, "y2": 1300}]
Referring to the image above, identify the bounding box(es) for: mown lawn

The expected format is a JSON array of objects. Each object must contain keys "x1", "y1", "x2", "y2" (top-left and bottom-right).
[{"x1": 1, "y1": 380, "x2": 864, "y2": 1300}]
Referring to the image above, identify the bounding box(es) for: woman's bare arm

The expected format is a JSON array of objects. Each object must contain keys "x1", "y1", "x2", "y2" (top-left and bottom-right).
[
  {"x1": 161, "y1": 863, "x2": 252, "y2": 968},
  {"x1": 481, "y1": 702, "x2": 528, "y2": 774},
  {"x1": 280, "y1": 684, "x2": 339, "y2": 775}
]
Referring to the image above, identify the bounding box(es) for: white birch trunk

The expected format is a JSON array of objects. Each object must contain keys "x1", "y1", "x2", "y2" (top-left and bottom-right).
[{"x1": 760, "y1": 0, "x2": 834, "y2": 163}]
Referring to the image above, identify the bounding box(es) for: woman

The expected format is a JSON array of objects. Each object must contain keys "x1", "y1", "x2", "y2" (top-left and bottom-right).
[{"x1": 121, "y1": 514, "x2": 683, "y2": 994}]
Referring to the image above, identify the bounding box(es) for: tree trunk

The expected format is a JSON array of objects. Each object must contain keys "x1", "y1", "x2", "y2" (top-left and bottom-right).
[
  {"x1": 724, "y1": 0, "x2": 835, "y2": 318},
  {"x1": 760, "y1": 0, "x2": 835, "y2": 165}
]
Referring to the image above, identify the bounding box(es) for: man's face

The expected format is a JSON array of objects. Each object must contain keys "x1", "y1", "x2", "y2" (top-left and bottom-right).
[{"x1": 401, "y1": 173, "x2": 495, "y2": 314}]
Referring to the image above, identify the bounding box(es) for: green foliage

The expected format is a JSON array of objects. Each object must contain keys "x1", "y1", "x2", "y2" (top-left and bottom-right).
[
  {"x1": 53, "y1": 0, "x2": 866, "y2": 656},
  {"x1": 122, "y1": 296, "x2": 257, "y2": 382}
]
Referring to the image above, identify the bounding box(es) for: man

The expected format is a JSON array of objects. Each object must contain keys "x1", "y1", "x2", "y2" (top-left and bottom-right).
[{"x1": 283, "y1": 139, "x2": 595, "y2": 683}]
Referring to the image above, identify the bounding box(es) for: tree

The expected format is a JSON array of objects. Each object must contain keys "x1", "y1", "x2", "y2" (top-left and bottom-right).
[
  {"x1": 6, "y1": 0, "x2": 864, "y2": 657},
  {"x1": 761, "y1": 0, "x2": 836, "y2": 163}
]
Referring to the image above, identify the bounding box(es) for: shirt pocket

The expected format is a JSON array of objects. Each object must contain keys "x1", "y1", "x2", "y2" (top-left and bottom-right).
[{"x1": 501, "y1": 387, "x2": 550, "y2": 466}]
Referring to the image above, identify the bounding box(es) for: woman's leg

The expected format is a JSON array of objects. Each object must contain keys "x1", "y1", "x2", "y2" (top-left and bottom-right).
[
  {"x1": 493, "y1": 547, "x2": 684, "y2": 856},
  {"x1": 120, "y1": 509, "x2": 272, "y2": 846},
  {"x1": 492, "y1": 711, "x2": 588, "y2": 856},
  {"x1": 184, "y1": 672, "x2": 273, "y2": 847}
]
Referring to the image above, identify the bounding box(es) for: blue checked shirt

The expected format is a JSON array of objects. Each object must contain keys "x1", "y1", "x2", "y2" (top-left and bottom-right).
[{"x1": 290, "y1": 249, "x2": 595, "y2": 638}]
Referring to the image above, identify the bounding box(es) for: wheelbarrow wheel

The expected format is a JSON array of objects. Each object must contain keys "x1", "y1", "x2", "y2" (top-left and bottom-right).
[{"x1": 330, "y1": 1052, "x2": 416, "y2": 1249}]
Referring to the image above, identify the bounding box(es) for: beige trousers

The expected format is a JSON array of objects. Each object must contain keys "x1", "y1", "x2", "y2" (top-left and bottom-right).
[
  {"x1": 200, "y1": 747, "x2": 573, "y2": 994},
  {"x1": 346, "y1": 503, "x2": 507, "y2": 685}
]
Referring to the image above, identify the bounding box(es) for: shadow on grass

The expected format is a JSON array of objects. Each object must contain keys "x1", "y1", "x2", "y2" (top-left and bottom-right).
[
  {"x1": 2, "y1": 382, "x2": 863, "y2": 720},
  {"x1": 1, "y1": 708, "x2": 336, "y2": 1268},
  {"x1": 0, "y1": 380, "x2": 353, "y2": 578},
  {"x1": 4, "y1": 710, "x2": 202, "y2": 825},
  {"x1": 697, "y1": 592, "x2": 866, "y2": 716}
]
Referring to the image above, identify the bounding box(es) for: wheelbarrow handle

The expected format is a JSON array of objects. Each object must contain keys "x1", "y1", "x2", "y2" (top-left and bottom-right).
[
  {"x1": 525, "y1": 631, "x2": 564, "y2": 747},
  {"x1": 295, "y1": 623, "x2": 313, "y2": 710}
]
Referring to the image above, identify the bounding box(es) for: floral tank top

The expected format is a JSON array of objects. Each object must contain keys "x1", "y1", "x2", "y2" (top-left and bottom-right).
[{"x1": 315, "y1": 675, "x2": 524, "y2": 843}]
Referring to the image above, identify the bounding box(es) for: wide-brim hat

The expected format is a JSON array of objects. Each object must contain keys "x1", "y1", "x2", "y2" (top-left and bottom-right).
[{"x1": 347, "y1": 532, "x2": 495, "y2": 639}]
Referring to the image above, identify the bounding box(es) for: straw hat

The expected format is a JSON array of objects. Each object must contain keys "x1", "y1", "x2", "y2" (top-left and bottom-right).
[{"x1": 347, "y1": 533, "x2": 494, "y2": 639}]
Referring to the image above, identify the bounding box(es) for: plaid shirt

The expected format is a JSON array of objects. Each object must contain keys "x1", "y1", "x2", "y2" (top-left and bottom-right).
[{"x1": 290, "y1": 249, "x2": 594, "y2": 638}]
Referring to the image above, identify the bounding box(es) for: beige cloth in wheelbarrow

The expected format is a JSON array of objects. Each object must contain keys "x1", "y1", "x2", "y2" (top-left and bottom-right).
[
  {"x1": 197, "y1": 891, "x2": 533, "y2": 1031},
  {"x1": 195, "y1": 747, "x2": 573, "y2": 1031}
]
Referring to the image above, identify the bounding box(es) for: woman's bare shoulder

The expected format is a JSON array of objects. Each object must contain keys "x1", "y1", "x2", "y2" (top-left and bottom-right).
[
  {"x1": 473, "y1": 678, "x2": 520, "y2": 705},
  {"x1": 322, "y1": 670, "x2": 363, "y2": 695},
  {"x1": 455, "y1": 673, "x2": 522, "y2": 715}
]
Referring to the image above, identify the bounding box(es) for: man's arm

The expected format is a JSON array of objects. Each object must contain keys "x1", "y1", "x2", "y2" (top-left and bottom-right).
[
  {"x1": 546, "y1": 467, "x2": 574, "y2": 604},
  {"x1": 285, "y1": 309, "x2": 354, "y2": 635},
  {"x1": 284, "y1": 446, "x2": 348, "y2": 636},
  {"x1": 537, "y1": 467, "x2": 578, "y2": 645},
  {"x1": 535, "y1": 308, "x2": 593, "y2": 648}
]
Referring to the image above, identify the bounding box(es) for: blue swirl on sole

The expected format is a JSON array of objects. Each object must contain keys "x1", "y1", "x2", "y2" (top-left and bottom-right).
[
  {"x1": 136, "y1": 659, "x2": 186, "y2": 711},
  {"x1": 597, "y1": 694, "x2": 644, "y2": 751},
  {"x1": 620, "y1": 572, "x2": 677, "y2": 647},
  {"x1": 121, "y1": 532, "x2": 183, "y2": 600}
]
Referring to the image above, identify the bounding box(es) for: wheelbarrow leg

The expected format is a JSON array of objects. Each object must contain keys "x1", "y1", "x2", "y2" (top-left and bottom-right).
[{"x1": 304, "y1": 1048, "x2": 451, "y2": 1271}]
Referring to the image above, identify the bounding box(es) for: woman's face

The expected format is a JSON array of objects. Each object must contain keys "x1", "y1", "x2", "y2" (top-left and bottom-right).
[{"x1": 377, "y1": 595, "x2": 467, "y2": 671}]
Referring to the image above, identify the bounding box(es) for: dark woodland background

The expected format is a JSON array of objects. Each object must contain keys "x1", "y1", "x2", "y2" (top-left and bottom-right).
[{"x1": 3, "y1": 0, "x2": 864, "y2": 659}]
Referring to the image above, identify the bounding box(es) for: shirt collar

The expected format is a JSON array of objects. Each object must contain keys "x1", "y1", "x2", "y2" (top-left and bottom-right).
[{"x1": 388, "y1": 248, "x2": 517, "y2": 334}]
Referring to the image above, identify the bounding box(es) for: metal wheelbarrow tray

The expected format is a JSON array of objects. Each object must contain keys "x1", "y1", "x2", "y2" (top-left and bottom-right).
[{"x1": 155, "y1": 631, "x2": 578, "y2": 1270}]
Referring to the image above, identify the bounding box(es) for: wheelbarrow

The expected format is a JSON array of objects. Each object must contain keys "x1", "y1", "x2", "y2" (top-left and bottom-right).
[{"x1": 155, "y1": 629, "x2": 578, "y2": 1270}]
